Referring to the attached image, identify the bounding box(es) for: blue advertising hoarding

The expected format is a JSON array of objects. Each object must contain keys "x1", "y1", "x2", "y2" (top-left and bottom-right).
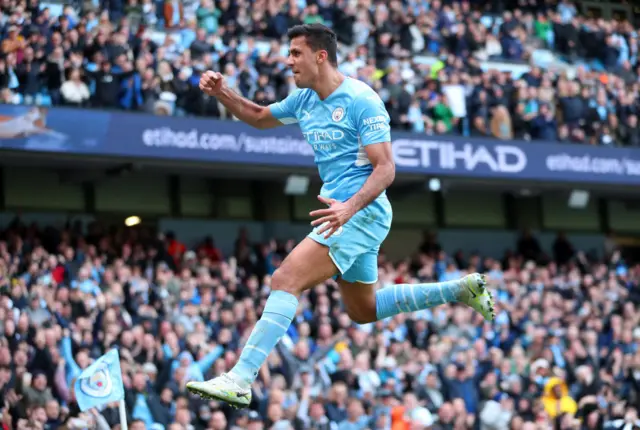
[{"x1": 1, "y1": 104, "x2": 640, "y2": 185}]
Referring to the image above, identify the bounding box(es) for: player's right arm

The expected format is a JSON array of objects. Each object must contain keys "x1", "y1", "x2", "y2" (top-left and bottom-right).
[{"x1": 200, "y1": 71, "x2": 298, "y2": 130}]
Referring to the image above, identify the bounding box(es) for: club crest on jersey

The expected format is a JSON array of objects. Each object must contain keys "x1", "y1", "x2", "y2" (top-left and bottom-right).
[
  {"x1": 332, "y1": 107, "x2": 345, "y2": 122},
  {"x1": 78, "y1": 361, "x2": 114, "y2": 398}
]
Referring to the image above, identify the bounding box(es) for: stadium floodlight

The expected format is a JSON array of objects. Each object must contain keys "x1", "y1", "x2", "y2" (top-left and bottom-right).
[
  {"x1": 520, "y1": 189, "x2": 532, "y2": 196},
  {"x1": 568, "y1": 190, "x2": 589, "y2": 209},
  {"x1": 284, "y1": 175, "x2": 310, "y2": 195},
  {"x1": 428, "y1": 178, "x2": 441, "y2": 192},
  {"x1": 125, "y1": 216, "x2": 141, "y2": 227}
]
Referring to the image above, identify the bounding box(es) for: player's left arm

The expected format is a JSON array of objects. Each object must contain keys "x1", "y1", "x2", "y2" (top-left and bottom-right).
[
  {"x1": 346, "y1": 92, "x2": 395, "y2": 213},
  {"x1": 347, "y1": 139, "x2": 394, "y2": 213}
]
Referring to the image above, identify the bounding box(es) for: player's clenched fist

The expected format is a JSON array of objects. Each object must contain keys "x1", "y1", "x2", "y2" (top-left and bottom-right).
[{"x1": 199, "y1": 71, "x2": 225, "y2": 96}]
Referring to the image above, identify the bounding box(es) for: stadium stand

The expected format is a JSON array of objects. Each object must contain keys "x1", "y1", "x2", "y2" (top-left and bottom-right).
[
  {"x1": 0, "y1": 219, "x2": 639, "y2": 430},
  {"x1": 1, "y1": 0, "x2": 640, "y2": 429},
  {"x1": 0, "y1": 0, "x2": 639, "y2": 143}
]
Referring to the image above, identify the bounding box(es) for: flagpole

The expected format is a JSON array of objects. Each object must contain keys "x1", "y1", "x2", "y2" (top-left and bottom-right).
[{"x1": 118, "y1": 399, "x2": 128, "y2": 430}]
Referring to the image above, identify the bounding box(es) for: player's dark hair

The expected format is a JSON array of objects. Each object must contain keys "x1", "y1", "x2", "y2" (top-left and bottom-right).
[{"x1": 287, "y1": 24, "x2": 338, "y2": 67}]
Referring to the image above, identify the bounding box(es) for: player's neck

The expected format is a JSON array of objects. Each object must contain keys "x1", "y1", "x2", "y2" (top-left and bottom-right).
[{"x1": 313, "y1": 70, "x2": 346, "y2": 101}]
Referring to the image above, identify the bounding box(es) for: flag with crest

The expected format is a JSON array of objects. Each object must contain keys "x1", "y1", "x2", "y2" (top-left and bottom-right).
[{"x1": 74, "y1": 349, "x2": 125, "y2": 411}]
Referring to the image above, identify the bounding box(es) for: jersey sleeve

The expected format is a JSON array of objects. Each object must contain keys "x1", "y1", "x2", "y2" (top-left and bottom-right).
[
  {"x1": 268, "y1": 90, "x2": 302, "y2": 125},
  {"x1": 352, "y1": 91, "x2": 391, "y2": 146}
]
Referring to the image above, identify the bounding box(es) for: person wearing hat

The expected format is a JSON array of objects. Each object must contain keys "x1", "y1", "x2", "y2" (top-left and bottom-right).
[
  {"x1": 230, "y1": 409, "x2": 250, "y2": 430},
  {"x1": 541, "y1": 376, "x2": 577, "y2": 419},
  {"x1": 247, "y1": 410, "x2": 264, "y2": 430}
]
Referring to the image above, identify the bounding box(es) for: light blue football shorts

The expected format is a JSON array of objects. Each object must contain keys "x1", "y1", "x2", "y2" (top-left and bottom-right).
[{"x1": 308, "y1": 196, "x2": 392, "y2": 284}]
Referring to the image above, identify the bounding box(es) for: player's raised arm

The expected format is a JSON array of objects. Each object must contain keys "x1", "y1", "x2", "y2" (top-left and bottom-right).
[{"x1": 199, "y1": 71, "x2": 283, "y2": 130}]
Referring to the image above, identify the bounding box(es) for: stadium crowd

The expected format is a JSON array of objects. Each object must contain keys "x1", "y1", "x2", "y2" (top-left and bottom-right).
[
  {"x1": 1, "y1": 0, "x2": 640, "y2": 429},
  {"x1": 0, "y1": 0, "x2": 640, "y2": 144},
  {"x1": 0, "y1": 218, "x2": 639, "y2": 430}
]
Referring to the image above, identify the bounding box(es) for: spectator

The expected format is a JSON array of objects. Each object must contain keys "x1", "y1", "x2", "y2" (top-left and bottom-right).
[
  {"x1": 530, "y1": 103, "x2": 557, "y2": 141},
  {"x1": 490, "y1": 105, "x2": 513, "y2": 140},
  {"x1": 60, "y1": 68, "x2": 90, "y2": 106},
  {"x1": 44, "y1": 47, "x2": 65, "y2": 106},
  {"x1": 164, "y1": 0, "x2": 184, "y2": 29},
  {"x1": 517, "y1": 229, "x2": 542, "y2": 262},
  {"x1": 541, "y1": 377, "x2": 578, "y2": 419},
  {"x1": 618, "y1": 114, "x2": 640, "y2": 146},
  {"x1": 338, "y1": 399, "x2": 368, "y2": 430},
  {"x1": 390, "y1": 393, "x2": 433, "y2": 430}
]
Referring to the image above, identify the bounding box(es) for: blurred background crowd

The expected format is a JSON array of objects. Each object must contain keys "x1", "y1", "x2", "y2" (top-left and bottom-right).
[
  {"x1": 0, "y1": 0, "x2": 640, "y2": 144},
  {"x1": 0, "y1": 220, "x2": 639, "y2": 430},
  {"x1": 2, "y1": 0, "x2": 640, "y2": 430}
]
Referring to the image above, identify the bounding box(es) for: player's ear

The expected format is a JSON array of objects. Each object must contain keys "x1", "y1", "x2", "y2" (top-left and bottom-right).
[{"x1": 316, "y1": 50, "x2": 327, "y2": 65}]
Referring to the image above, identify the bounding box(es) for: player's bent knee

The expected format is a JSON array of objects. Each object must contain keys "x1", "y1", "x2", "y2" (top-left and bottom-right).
[
  {"x1": 339, "y1": 280, "x2": 377, "y2": 324},
  {"x1": 345, "y1": 305, "x2": 377, "y2": 325},
  {"x1": 347, "y1": 311, "x2": 376, "y2": 325},
  {"x1": 270, "y1": 267, "x2": 302, "y2": 296}
]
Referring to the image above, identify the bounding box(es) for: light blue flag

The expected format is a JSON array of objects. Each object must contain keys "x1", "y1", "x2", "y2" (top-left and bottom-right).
[{"x1": 74, "y1": 349, "x2": 125, "y2": 411}]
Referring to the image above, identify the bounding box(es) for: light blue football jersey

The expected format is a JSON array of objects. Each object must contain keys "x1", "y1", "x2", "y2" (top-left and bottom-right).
[
  {"x1": 269, "y1": 77, "x2": 393, "y2": 283},
  {"x1": 269, "y1": 77, "x2": 392, "y2": 203}
]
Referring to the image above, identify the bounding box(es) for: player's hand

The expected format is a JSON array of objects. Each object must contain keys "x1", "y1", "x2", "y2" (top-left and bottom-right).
[
  {"x1": 199, "y1": 71, "x2": 225, "y2": 96},
  {"x1": 309, "y1": 196, "x2": 356, "y2": 239}
]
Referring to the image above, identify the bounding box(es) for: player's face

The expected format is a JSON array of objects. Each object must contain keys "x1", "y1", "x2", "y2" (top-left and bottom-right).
[{"x1": 287, "y1": 36, "x2": 321, "y2": 88}]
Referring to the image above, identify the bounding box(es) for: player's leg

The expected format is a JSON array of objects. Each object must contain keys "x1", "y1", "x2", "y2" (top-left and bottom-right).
[
  {"x1": 186, "y1": 237, "x2": 337, "y2": 407},
  {"x1": 320, "y1": 197, "x2": 491, "y2": 323},
  {"x1": 227, "y1": 238, "x2": 337, "y2": 382},
  {"x1": 338, "y1": 250, "x2": 495, "y2": 324}
]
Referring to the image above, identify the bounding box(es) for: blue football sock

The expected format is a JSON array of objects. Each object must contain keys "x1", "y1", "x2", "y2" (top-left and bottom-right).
[
  {"x1": 230, "y1": 290, "x2": 298, "y2": 385},
  {"x1": 375, "y1": 280, "x2": 463, "y2": 320}
]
